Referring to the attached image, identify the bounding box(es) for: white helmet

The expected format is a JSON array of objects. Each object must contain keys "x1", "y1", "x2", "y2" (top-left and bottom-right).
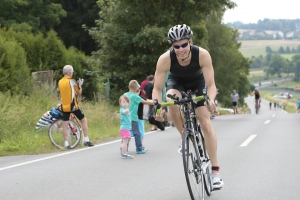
[{"x1": 167, "y1": 24, "x2": 193, "y2": 43}]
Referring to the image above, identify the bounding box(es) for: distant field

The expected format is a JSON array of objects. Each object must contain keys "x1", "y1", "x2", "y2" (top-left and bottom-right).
[{"x1": 239, "y1": 40, "x2": 300, "y2": 58}]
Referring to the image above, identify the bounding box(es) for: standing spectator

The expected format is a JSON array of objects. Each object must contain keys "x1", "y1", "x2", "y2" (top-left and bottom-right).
[
  {"x1": 136, "y1": 87, "x2": 147, "y2": 151},
  {"x1": 119, "y1": 95, "x2": 134, "y2": 159},
  {"x1": 282, "y1": 101, "x2": 287, "y2": 110},
  {"x1": 297, "y1": 99, "x2": 300, "y2": 112},
  {"x1": 269, "y1": 102, "x2": 272, "y2": 110},
  {"x1": 274, "y1": 102, "x2": 277, "y2": 110},
  {"x1": 279, "y1": 101, "x2": 282, "y2": 109},
  {"x1": 144, "y1": 75, "x2": 157, "y2": 131},
  {"x1": 230, "y1": 89, "x2": 239, "y2": 114},
  {"x1": 124, "y1": 80, "x2": 154, "y2": 154},
  {"x1": 58, "y1": 65, "x2": 94, "y2": 149},
  {"x1": 140, "y1": 76, "x2": 149, "y2": 119}
]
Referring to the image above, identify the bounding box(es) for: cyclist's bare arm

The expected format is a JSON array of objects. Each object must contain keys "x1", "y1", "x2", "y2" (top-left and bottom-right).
[
  {"x1": 153, "y1": 51, "x2": 170, "y2": 104},
  {"x1": 200, "y1": 47, "x2": 217, "y2": 112}
]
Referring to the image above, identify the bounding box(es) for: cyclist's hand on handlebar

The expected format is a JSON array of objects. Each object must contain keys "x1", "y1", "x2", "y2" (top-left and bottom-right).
[
  {"x1": 205, "y1": 100, "x2": 216, "y2": 113},
  {"x1": 153, "y1": 99, "x2": 163, "y2": 122}
]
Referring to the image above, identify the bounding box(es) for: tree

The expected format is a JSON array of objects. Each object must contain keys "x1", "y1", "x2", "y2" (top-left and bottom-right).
[
  {"x1": 53, "y1": 0, "x2": 100, "y2": 55},
  {"x1": 278, "y1": 46, "x2": 285, "y2": 54},
  {"x1": 267, "y1": 54, "x2": 287, "y2": 77},
  {"x1": 190, "y1": 10, "x2": 251, "y2": 106},
  {"x1": 285, "y1": 46, "x2": 291, "y2": 54},
  {"x1": 292, "y1": 55, "x2": 300, "y2": 81},
  {"x1": 0, "y1": 0, "x2": 66, "y2": 33},
  {"x1": 0, "y1": 34, "x2": 32, "y2": 95},
  {"x1": 265, "y1": 46, "x2": 273, "y2": 53},
  {"x1": 89, "y1": 0, "x2": 236, "y2": 101}
]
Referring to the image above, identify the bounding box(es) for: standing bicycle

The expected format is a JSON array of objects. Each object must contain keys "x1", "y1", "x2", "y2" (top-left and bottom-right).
[
  {"x1": 250, "y1": 89, "x2": 261, "y2": 114},
  {"x1": 48, "y1": 112, "x2": 83, "y2": 149},
  {"x1": 152, "y1": 24, "x2": 224, "y2": 196}
]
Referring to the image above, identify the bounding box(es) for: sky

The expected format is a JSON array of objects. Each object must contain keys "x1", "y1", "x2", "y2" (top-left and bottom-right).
[{"x1": 223, "y1": 0, "x2": 300, "y2": 23}]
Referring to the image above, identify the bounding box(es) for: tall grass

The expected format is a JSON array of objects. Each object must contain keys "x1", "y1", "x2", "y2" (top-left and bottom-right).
[{"x1": 0, "y1": 84, "x2": 120, "y2": 156}]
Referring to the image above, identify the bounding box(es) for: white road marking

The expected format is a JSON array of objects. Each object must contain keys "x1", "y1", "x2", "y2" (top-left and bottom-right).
[
  {"x1": 0, "y1": 128, "x2": 172, "y2": 171},
  {"x1": 264, "y1": 120, "x2": 271, "y2": 124},
  {"x1": 240, "y1": 135, "x2": 257, "y2": 147},
  {"x1": 272, "y1": 114, "x2": 275, "y2": 117}
]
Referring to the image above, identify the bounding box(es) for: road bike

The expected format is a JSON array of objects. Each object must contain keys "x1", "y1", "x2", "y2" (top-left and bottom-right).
[
  {"x1": 154, "y1": 90, "x2": 213, "y2": 200},
  {"x1": 48, "y1": 113, "x2": 83, "y2": 149},
  {"x1": 255, "y1": 99, "x2": 261, "y2": 114}
]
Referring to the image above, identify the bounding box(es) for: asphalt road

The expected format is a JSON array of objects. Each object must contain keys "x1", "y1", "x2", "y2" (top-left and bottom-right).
[{"x1": 1, "y1": 97, "x2": 300, "y2": 200}]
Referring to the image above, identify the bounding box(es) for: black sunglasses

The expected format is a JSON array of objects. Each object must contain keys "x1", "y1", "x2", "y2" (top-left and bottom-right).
[{"x1": 173, "y1": 41, "x2": 189, "y2": 49}]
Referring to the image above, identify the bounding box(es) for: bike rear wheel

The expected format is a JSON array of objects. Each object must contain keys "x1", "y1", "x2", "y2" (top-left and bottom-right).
[
  {"x1": 48, "y1": 120, "x2": 81, "y2": 149},
  {"x1": 182, "y1": 130, "x2": 205, "y2": 200}
]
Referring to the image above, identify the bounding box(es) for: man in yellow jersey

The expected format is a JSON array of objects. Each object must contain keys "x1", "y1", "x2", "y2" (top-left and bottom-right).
[{"x1": 58, "y1": 65, "x2": 94, "y2": 149}]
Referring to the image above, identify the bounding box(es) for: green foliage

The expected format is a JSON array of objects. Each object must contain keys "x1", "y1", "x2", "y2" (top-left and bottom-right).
[
  {"x1": 52, "y1": 0, "x2": 100, "y2": 54},
  {"x1": 0, "y1": 28, "x2": 100, "y2": 100},
  {"x1": 205, "y1": 11, "x2": 250, "y2": 107},
  {"x1": 292, "y1": 55, "x2": 300, "y2": 81},
  {"x1": 0, "y1": 0, "x2": 66, "y2": 33},
  {"x1": 267, "y1": 54, "x2": 288, "y2": 77},
  {"x1": 0, "y1": 34, "x2": 32, "y2": 95},
  {"x1": 0, "y1": 85, "x2": 120, "y2": 156},
  {"x1": 90, "y1": 0, "x2": 235, "y2": 103}
]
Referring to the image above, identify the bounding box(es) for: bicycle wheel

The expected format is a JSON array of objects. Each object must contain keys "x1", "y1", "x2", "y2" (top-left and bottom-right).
[
  {"x1": 182, "y1": 130, "x2": 205, "y2": 200},
  {"x1": 48, "y1": 120, "x2": 81, "y2": 149},
  {"x1": 197, "y1": 128, "x2": 212, "y2": 196}
]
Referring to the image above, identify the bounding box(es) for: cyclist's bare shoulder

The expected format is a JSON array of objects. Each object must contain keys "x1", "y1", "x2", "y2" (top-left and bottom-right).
[{"x1": 157, "y1": 50, "x2": 171, "y2": 72}]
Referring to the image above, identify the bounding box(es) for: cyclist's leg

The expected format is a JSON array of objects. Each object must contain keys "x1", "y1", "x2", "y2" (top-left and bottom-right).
[
  {"x1": 196, "y1": 106, "x2": 223, "y2": 189},
  {"x1": 166, "y1": 88, "x2": 184, "y2": 137},
  {"x1": 62, "y1": 112, "x2": 71, "y2": 143},
  {"x1": 73, "y1": 108, "x2": 88, "y2": 137},
  {"x1": 196, "y1": 107, "x2": 218, "y2": 171}
]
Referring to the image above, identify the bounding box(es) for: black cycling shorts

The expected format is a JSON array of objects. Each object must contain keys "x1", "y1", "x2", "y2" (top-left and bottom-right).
[
  {"x1": 232, "y1": 102, "x2": 238, "y2": 106},
  {"x1": 166, "y1": 78, "x2": 206, "y2": 107},
  {"x1": 62, "y1": 108, "x2": 85, "y2": 121}
]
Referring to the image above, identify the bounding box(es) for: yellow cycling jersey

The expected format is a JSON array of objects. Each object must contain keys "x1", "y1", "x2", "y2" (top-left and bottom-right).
[{"x1": 58, "y1": 77, "x2": 80, "y2": 112}]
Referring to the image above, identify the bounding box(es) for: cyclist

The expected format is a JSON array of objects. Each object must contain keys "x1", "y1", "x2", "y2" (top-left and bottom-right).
[
  {"x1": 251, "y1": 88, "x2": 261, "y2": 113},
  {"x1": 152, "y1": 24, "x2": 223, "y2": 189},
  {"x1": 58, "y1": 65, "x2": 94, "y2": 149},
  {"x1": 36, "y1": 104, "x2": 63, "y2": 130}
]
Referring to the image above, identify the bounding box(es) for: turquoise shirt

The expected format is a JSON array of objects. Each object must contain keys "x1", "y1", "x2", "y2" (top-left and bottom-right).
[
  {"x1": 124, "y1": 92, "x2": 143, "y2": 121},
  {"x1": 120, "y1": 107, "x2": 131, "y2": 130}
]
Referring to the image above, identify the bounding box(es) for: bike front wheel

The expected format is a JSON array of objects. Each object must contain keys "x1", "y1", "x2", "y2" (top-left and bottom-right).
[
  {"x1": 182, "y1": 130, "x2": 205, "y2": 200},
  {"x1": 197, "y1": 128, "x2": 212, "y2": 196},
  {"x1": 48, "y1": 120, "x2": 81, "y2": 149}
]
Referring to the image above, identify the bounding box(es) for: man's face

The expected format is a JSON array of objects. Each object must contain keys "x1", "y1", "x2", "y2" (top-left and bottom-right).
[
  {"x1": 173, "y1": 39, "x2": 190, "y2": 59},
  {"x1": 233, "y1": 90, "x2": 236, "y2": 94}
]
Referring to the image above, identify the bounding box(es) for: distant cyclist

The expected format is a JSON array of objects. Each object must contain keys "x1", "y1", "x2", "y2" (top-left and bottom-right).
[
  {"x1": 251, "y1": 89, "x2": 261, "y2": 114},
  {"x1": 297, "y1": 99, "x2": 300, "y2": 113}
]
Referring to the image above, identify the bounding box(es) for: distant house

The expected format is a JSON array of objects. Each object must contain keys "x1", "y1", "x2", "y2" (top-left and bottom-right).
[
  {"x1": 265, "y1": 30, "x2": 284, "y2": 39},
  {"x1": 277, "y1": 31, "x2": 284, "y2": 39},
  {"x1": 286, "y1": 31, "x2": 294, "y2": 39}
]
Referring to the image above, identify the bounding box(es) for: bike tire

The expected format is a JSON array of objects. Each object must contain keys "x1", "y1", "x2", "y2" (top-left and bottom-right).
[
  {"x1": 48, "y1": 120, "x2": 81, "y2": 149},
  {"x1": 182, "y1": 130, "x2": 205, "y2": 200},
  {"x1": 197, "y1": 128, "x2": 212, "y2": 196}
]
